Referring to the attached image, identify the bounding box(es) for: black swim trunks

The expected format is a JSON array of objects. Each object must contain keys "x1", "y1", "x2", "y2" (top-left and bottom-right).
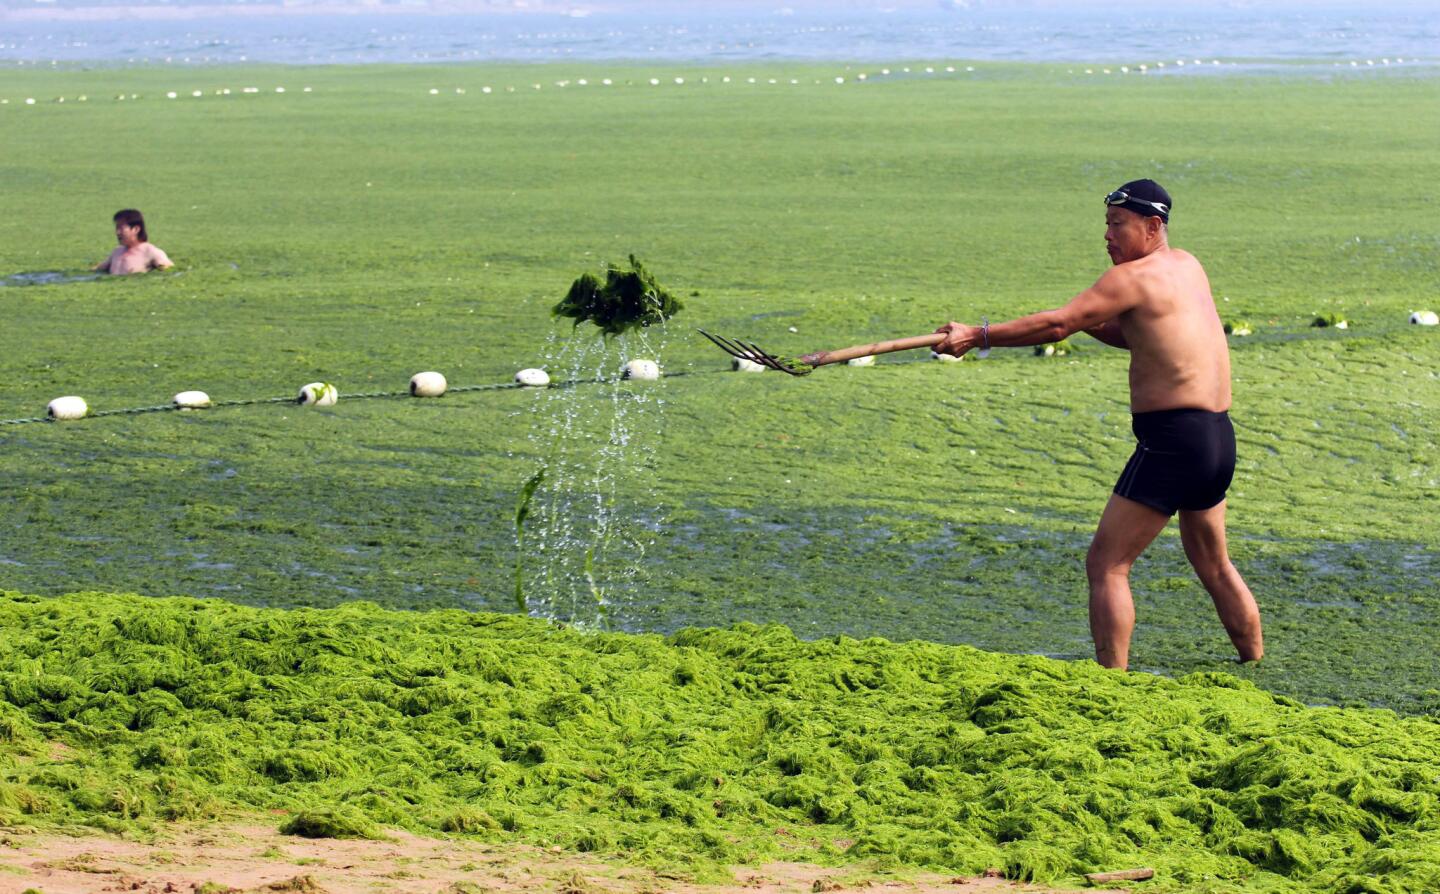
[{"x1": 1113, "y1": 408, "x2": 1236, "y2": 515}]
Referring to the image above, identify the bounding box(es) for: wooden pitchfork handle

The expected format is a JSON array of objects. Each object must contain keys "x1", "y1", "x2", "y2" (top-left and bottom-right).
[{"x1": 800, "y1": 332, "x2": 948, "y2": 367}]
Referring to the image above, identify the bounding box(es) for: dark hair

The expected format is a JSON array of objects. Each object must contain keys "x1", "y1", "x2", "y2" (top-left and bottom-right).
[{"x1": 113, "y1": 208, "x2": 148, "y2": 242}]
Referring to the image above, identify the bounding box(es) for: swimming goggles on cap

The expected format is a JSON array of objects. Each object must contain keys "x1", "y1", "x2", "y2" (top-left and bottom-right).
[{"x1": 1104, "y1": 189, "x2": 1169, "y2": 219}]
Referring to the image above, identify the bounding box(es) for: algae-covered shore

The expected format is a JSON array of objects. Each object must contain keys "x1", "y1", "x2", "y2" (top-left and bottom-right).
[{"x1": 4, "y1": 592, "x2": 1440, "y2": 892}]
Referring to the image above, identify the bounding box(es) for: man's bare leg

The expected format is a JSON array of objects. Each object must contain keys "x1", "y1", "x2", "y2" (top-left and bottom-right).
[
  {"x1": 1178, "y1": 500, "x2": 1263, "y2": 662},
  {"x1": 1086, "y1": 494, "x2": 1171, "y2": 669}
]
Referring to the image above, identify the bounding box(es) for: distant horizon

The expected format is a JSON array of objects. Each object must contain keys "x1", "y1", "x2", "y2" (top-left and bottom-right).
[
  {"x1": 3, "y1": 0, "x2": 1431, "y2": 66},
  {"x1": 3, "y1": 0, "x2": 1436, "y2": 12}
]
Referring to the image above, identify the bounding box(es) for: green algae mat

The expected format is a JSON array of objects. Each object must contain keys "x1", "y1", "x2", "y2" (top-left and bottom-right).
[
  {"x1": 4, "y1": 591, "x2": 1440, "y2": 893},
  {"x1": 0, "y1": 68, "x2": 1436, "y2": 705}
]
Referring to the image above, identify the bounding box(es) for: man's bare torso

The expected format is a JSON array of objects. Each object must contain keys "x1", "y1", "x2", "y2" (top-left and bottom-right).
[
  {"x1": 1111, "y1": 248, "x2": 1231, "y2": 414},
  {"x1": 101, "y1": 243, "x2": 172, "y2": 275}
]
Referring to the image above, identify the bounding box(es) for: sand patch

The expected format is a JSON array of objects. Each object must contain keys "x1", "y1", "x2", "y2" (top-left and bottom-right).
[{"x1": 0, "y1": 825, "x2": 1110, "y2": 894}]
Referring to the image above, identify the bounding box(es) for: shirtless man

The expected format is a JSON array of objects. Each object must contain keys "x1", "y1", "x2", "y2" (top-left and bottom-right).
[
  {"x1": 933, "y1": 179, "x2": 1263, "y2": 670},
  {"x1": 95, "y1": 209, "x2": 173, "y2": 275}
]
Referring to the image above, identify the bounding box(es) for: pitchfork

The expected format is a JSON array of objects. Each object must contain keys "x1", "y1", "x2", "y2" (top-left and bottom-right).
[{"x1": 697, "y1": 329, "x2": 950, "y2": 376}]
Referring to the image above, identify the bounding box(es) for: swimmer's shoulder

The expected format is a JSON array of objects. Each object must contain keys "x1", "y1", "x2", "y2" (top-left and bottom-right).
[{"x1": 147, "y1": 243, "x2": 174, "y2": 267}]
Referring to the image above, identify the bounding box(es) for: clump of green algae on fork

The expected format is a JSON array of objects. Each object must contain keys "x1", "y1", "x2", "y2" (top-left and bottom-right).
[
  {"x1": 552, "y1": 254, "x2": 683, "y2": 337},
  {"x1": 4, "y1": 592, "x2": 1440, "y2": 892}
]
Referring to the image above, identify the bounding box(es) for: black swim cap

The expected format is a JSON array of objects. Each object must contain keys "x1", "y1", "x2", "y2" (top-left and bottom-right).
[{"x1": 1105, "y1": 179, "x2": 1172, "y2": 223}]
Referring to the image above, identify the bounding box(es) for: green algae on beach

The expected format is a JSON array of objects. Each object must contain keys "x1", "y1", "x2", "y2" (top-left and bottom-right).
[{"x1": 3, "y1": 591, "x2": 1440, "y2": 892}]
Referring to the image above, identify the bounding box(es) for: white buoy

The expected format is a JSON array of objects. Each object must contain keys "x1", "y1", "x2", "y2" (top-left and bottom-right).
[
  {"x1": 47, "y1": 395, "x2": 88, "y2": 420},
  {"x1": 297, "y1": 382, "x2": 338, "y2": 407},
  {"x1": 732, "y1": 356, "x2": 767, "y2": 373},
  {"x1": 1410, "y1": 310, "x2": 1439, "y2": 326},
  {"x1": 846, "y1": 355, "x2": 876, "y2": 367},
  {"x1": 409, "y1": 371, "x2": 448, "y2": 397},
  {"x1": 515, "y1": 368, "x2": 550, "y2": 387},
  {"x1": 172, "y1": 390, "x2": 211, "y2": 409},
  {"x1": 622, "y1": 359, "x2": 661, "y2": 381},
  {"x1": 930, "y1": 351, "x2": 965, "y2": 363}
]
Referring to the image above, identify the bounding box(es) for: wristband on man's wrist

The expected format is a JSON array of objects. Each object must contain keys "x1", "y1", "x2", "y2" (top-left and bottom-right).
[{"x1": 978, "y1": 316, "x2": 990, "y2": 358}]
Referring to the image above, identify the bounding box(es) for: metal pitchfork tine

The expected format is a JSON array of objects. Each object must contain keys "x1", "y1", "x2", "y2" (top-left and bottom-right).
[
  {"x1": 697, "y1": 329, "x2": 804, "y2": 375},
  {"x1": 700, "y1": 327, "x2": 948, "y2": 375}
]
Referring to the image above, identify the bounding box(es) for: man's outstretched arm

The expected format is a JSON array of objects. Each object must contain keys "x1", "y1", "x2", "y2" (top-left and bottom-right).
[{"x1": 933, "y1": 268, "x2": 1137, "y2": 356}]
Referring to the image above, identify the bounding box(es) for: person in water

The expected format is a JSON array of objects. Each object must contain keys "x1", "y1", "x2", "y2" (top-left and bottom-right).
[{"x1": 95, "y1": 208, "x2": 173, "y2": 275}]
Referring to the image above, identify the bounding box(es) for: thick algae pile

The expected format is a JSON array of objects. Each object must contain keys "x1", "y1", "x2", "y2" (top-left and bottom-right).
[{"x1": 3, "y1": 593, "x2": 1440, "y2": 892}]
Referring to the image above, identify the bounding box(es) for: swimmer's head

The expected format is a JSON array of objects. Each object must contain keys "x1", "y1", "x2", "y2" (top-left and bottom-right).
[
  {"x1": 1104, "y1": 180, "x2": 1171, "y2": 264},
  {"x1": 1104, "y1": 179, "x2": 1171, "y2": 224},
  {"x1": 113, "y1": 208, "x2": 148, "y2": 245}
]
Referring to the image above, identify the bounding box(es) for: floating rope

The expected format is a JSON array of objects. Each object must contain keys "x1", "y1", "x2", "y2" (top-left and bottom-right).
[
  {"x1": 3, "y1": 319, "x2": 1420, "y2": 427},
  {"x1": 0, "y1": 370, "x2": 707, "y2": 427}
]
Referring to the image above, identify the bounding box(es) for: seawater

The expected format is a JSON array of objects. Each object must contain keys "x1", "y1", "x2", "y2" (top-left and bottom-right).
[
  {"x1": 0, "y1": 271, "x2": 102, "y2": 287},
  {"x1": 1, "y1": 5, "x2": 1434, "y2": 68},
  {"x1": 518, "y1": 322, "x2": 670, "y2": 630}
]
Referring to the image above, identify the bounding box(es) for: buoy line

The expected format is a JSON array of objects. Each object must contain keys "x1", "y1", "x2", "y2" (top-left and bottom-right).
[
  {"x1": 0, "y1": 371, "x2": 707, "y2": 427},
  {"x1": 1, "y1": 315, "x2": 1425, "y2": 426},
  {"x1": 1, "y1": 64, "x2": 991, "y2": 109},
  {"x1": 0, "y1": 352, "x2": 970, "y2": 426}
]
